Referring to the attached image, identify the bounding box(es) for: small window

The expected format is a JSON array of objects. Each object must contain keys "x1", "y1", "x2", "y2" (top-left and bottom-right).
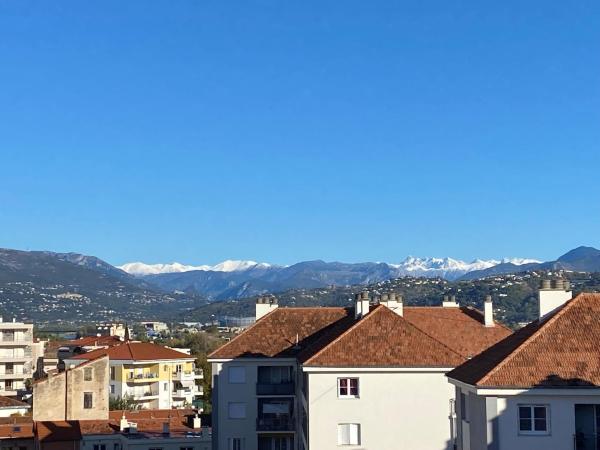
[
  {"x1": 110, "y1": 384, "x2": 115, "y2": 394},
  {"x1": 93, "y1": 445, "x2": 106, "y2": 450},
  {"x1": 180, "y1": 447, "x2": 194, "y2": 450},
  {"x1": 228, "y1": 402, "x2": 247, "y2": 419},
  {"x1": 84, "y1": 392, "x2": 93, "y2": 409},
  {"x1": 84, "y1": 367, "x2": 93, "y2": 381},
  {"x1": 228, "y1": 366, "x2": 246, "y2": 384},
  {"x1": 460, "y1": 392, "x2": 469, "y2": 422},
  {"x1": 110, "y1": 366, "x2": 116, "y2": 381},
  {"x1": 164, "y1": 382, "x2": 169, "y2": 391},
  {"x1": 337, "y1": 423, "x2": 360, "y2": 445},
  {"x1": 518, "y1": 405, "x2": 549, "y2": 435},
  {"x1": 338, "y1": 378, "x2": 359, "y2": 398},
  {"x1": 229, "y1": 438, "x2": 242, "y2": 450}
]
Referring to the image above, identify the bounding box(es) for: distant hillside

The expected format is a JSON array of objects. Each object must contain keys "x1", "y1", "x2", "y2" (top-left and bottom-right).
[
  {"x1": 184, "y1": 270, "x2": 600, "y2": 328},
  {"x1": 460, "y1": 246, "x2": 600, "y2": 280},
  {"x1": 0, "y1": 248, "x2": 206, "y2": 324}
]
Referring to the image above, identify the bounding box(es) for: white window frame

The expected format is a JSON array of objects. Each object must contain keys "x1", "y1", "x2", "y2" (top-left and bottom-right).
[
  {"x1": 337, "y1": 377, "x2": 359, "y2": 399},
  {"x1": 229, "y1": 437, "x2": 243, "y2": 450},
  {"x1": 228, "y1": 402, "x2": 247, "y2": 419},
  {"x1": 337, "y1": 423, "x2": 360, "y2": 445},
  {"x1": 518, "y1": 404, "x2": 550, "y2": 435},
  {"x1": 228, "y1": 366, "x2": 246, "y2": 384}
]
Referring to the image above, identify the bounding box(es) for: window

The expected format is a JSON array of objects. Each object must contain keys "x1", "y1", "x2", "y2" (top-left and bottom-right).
[
  {"x1": 5, "y1": 380, "x2": 12, "y2": 390},
  {"x1": 93, "y1": 445, "x2": 106, "y2": 450},
  {"x1": 228, "y1": 402, "x2": 247, "y2": 419},
  {"x1": 110, "y1": 384, "x2": 115, "y2": 394},
  {"x1": 164, "y1": 382, "x2": 169, "y2": 391},
  {"x1": 110, "y1": 366, "x2": 116, "y2": 380},
  {"x1": 84, "y1": 392, "x2": 93, "y2": 409},
  {"x1": 84, "y1": 367, "x2": 93, "y2": 381},
  {"x1": 180, "y1": 448, "x2": 194, "y2": 450},
  {"x1": 149, "y1": 448, "x2": 163, "y2": 450},
  {"x1": 460, "y1": 392, "x2": 469, "y2": 422},
  {"x1": 338, "y1": 378, "x2": 359, "y2": 398},
  {"x1": 518, "y1": 405, "x2": 549, "y2": 435},
  {"x1": 229, "y1": 438, "x2": 242, "y2": 450},
  {"x1": 228, "y1": 366, "x2": 246, "y2": 384},
  {"x1": 337, "y1": 423, "x2": 360, "y2": 445}
]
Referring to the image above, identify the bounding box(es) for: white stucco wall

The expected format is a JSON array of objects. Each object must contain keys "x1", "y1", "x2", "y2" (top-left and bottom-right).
[
  {"x1": 453, "y1": 384, "x2": 600, "y2": 450},
  {"x1": 306, "y1": 370, "x2": 455, "y2": 450}
]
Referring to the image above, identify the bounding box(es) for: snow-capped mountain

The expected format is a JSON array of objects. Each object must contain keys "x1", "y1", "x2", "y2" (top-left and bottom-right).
[{"x1": 119, "y1": 260, "x2": 271, "y2": 276}]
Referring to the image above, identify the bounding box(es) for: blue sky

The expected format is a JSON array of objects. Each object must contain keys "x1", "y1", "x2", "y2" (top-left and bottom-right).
[{"x1": 1, "y1": 1, "x2": 599, "y2": 266}]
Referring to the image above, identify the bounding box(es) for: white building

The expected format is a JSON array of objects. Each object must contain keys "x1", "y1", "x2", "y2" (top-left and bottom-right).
[
  {"x1": 447, "y1": 280, "x2": 600, "y2": 450},
  {"x1": 209, "y1": 293, "x2": 510, "y2": 450},
  {"x1": 0, "y1": 318, "x2": 34, "y2": 395}
]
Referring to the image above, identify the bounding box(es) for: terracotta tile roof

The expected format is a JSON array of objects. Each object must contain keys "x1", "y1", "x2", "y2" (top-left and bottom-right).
[
  {"x1": 447, "y1": 293, "x2": 600, "y2": 388},
  {"x1": 403, "y1": 307, "x2": 512, "y2": 358},
  {"x1": 304, "y1": 305, "x2": 466, "y2": 367},
  {"x1": 0, "y1": 396, "x2": 30, "y2": 409},
  {"x1": 210, "y1": 304, "x2": 511, "y2": 368},
  {"x1": 68, "y1": 335, "x2": 124, "y2": 347},
  {"x1": 71, "y1": 342, "x2": 194, "y2": 361},
  {"x1": 209, "y1": 307, "x2": 355, "y2": 360},
  {"x1": 0, "y1": 423, "x2": 33, "y2": 439},
  {"x1": 35, "y1": 421, "x2": 82, "y2": 442}
]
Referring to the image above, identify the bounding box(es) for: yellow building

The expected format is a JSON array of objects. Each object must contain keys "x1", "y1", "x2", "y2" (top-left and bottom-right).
[{"x1": 65, "y1": 342, "x2": 203, "y2": 409}]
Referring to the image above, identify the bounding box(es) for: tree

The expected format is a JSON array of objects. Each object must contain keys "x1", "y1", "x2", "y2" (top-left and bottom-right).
[{"x1": 109, "y1": 395, "x2": 141, "y2": 411}]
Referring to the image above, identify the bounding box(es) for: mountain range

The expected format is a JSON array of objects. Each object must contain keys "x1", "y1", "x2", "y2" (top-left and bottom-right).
[{"x1": 0, "y1": 246, "x2": 599, "y2": 323}]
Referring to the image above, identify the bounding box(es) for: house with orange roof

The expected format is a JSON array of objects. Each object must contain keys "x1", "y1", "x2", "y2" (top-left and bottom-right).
[
  {"x1": 208, "y1": 292, "x2": 511, "y2": 450},
  {"x1": 63, "y1": 342, "x2": 203, "y2": 410},
  {"x1": 447, "y1": 280, "x2": 600, "y2": 450}
]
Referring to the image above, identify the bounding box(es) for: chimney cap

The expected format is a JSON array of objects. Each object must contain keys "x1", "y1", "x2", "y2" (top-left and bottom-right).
[{"x1": 485, "y1": 295, "x2": 492, "y2": 303}]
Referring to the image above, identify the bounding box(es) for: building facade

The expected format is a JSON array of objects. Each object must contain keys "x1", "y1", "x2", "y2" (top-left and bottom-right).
[
  {"x1": 0, "y1": 318, "x2": 34, "y2": 396},
  {"x1": 64, "y1": 342, "x2": 203, "y2": 409},
  {"x1": 447, "y1": 281, "x2": 600, "y2": 450},
  {"x1": 209, "y1": 293, "x2": 511, "y2": 450}
]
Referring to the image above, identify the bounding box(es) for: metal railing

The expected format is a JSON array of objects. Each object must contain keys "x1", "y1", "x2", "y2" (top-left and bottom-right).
[
  {"x1": 574, "y1": 433, "x2": 600, "y2": 450},
  {"x1": 256, "y1": 415, "x2": 294, "y2": 432},
  {"x1": 256, "y1": 382, "x2": 295, "y2": 396}
]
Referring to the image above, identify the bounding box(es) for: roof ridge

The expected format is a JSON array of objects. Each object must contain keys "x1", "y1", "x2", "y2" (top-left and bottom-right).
[
  {"x1": 478, "y1": 292, "x2": 581, "y2": 385},
  {"x1": 302, "y1": 306, "x2": 379, "y2": 365},
  {"x1": 304, "y1": 305, "x2": 464, "y2": 365},
  {"x1": 208, "y1": 307, "x2": 280, "y2": 359}
]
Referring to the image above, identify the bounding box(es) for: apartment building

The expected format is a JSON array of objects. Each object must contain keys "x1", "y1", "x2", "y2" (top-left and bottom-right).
[
  {"x1": 0, "y1": 318, "x2": 34, "y2": 395},
  {"x1": 208, "y1": 293, "x2": 511, "y2": 450},
  {"x1": 448, "y1": 281, "x2": 600, "y2": 450},
  {"x1": 64, "y1": 342, "x2": 203, "y2": 409}
]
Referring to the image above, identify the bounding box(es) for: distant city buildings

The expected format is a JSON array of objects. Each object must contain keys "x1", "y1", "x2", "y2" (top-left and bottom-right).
[{"x1": 0, "y1": 317, "x2": 34, "y2": 396}]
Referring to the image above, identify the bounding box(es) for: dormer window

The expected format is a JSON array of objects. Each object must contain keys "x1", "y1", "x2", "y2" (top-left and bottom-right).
[{"x1": 338, "y1": 378, "x2": 359, "y2": 398}]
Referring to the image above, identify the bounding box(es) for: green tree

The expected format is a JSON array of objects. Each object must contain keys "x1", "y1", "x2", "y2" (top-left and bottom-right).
[{"x1": 109, "y1": 395, "x2": 141, "y2": 411}]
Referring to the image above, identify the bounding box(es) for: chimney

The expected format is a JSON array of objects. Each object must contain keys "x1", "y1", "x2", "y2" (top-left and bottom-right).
[
  {"x1": 355, "y1": 291, "x2": 370, "y2": 319},
  {"x1": 538, "y1": 279, "x2": 572, "y2": 319},
  {"x1": 380, "y1": 293, "x2": 403, "y2": 316},
  {"x1": 119, "y1": 414, "x2": 128, "y2": 432},
  {"x1": 443, "y1": 295, "x2": 459, "y2": 308},
  {"x1": 192, "y1": 413, "x2": 202, "y2": 429},
  {"x1": 255, "y1": 296, "x2": 278, "y2": 321},
  {"x1": 484, "y1": 295, "x2": 494, "y2": 327}
]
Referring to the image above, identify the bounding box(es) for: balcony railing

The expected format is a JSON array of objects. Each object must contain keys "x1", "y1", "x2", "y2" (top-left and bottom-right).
[
  {"x1": 128, "y1": 373, "x2": 159, "y2": 382},
  {"x1": 256, "y1": 382, "x2": 295, "y2": 396},
  {"x1": 256, "y1": 415, "x2": 294, "y2": 432},
  {"x1": 574, "y1": 433, "x2": 600, "y2": 450}
]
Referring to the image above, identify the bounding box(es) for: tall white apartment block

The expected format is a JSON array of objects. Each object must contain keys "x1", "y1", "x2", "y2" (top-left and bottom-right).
[{"x1": 0, "y1": 318, "x2": 34, "y2": 395}]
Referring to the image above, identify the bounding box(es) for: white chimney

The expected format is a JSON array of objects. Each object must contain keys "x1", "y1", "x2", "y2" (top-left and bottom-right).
[
  {"x1": 442, "y1": 295, "x2": 459, "y2": 308},
  {"x1": 539, "y1": 279, "x2": 572, "y2": 319},
  {"x1": 192, "y1": 414, "x2": 202, "y2": 429},
  {"x1": 355, "y1": 292, "x2": 370, "y2": 319},
  {"x1": 255, "y1": 297, "x2": 278, "y2": 321},
  {"x1": 119, "y1": 414, "x2": 128, "y2": 432},
  {"x1": 484, "y1": 295, "x2": 494, "y2": 327},
  {"x1": 380, "y1": 293, "x2": 403, "y2": 316}
]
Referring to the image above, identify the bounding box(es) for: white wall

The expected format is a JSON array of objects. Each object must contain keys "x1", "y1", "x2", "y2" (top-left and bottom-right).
[{"x1": 306, "y1": 370, "x2": 455, "y2": 450}]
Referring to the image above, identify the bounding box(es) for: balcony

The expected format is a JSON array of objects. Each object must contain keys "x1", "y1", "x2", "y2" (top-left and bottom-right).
[
  {"x1": 132, "y1": 391, "x2": 159, "y2": 400},
  {"x1": 0, "y1": 335, "x2": 32, "y2": 345},
  {"x1": 127, "y1": 373, "x2": 159, "y2": 383},
  {"x1": 0, "y1": 370, "x2": 31, "y2": 380},
  {"x1": 256, "y1": 382, "x2": 295, "y2": 396},
  {"x1": 256, "y1": 415, "x2": 295, "y2": 432}
]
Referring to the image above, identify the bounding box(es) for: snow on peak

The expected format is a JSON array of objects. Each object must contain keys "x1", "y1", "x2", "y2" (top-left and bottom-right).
[
  {"x1": 118, "y1": 260, "x2": 271, "y2": 276},
  {"x1": 501, "y1": 257, "x2": 542, "y2": 266}
]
